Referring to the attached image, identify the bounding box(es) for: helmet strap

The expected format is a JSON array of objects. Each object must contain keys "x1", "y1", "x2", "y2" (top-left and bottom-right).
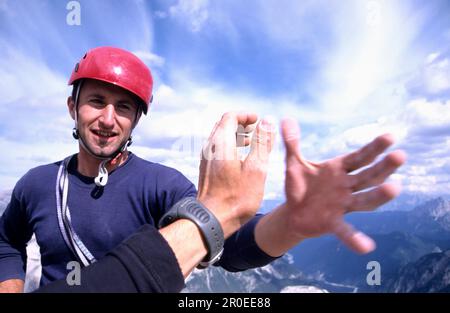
[
  {"x1": 72, "y1": 80, "x2": 82, "y2": 140},
  {"x1": 93, "y1": 137, "x2": 132, "y2": 187}
]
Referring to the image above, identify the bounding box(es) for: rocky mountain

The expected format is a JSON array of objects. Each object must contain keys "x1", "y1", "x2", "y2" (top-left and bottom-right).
[
  {"x1": 182, "y1": 254, "x2": 336, "y2": 293},
  {"x1": 411, "y1": 197, "x2": 450, "y2": 232},
  {"x1": 290, "y1": 197, "x2": 450, "y2": 292},
  {"x1": 345, "y1": 197, "x2": 450, "y2": 248},
  {"x1": 291, "y1": 232, "x2": 440, "y2": 292},
  {"x1": 376, "y1": 192, "x2": 433, "y2": 212},
  {"x1": 387, "y1": 249, "x2": 450, "y2": 292}
]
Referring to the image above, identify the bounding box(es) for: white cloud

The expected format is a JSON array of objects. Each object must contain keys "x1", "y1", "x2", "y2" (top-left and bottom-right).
[
  {"x1": 426, "y1": 52, "x2": 440, "y2": 64},
  {"x1": 407, "y1": 51, "x2": 450, "y2": 97},
  {"x1": 402, "y1": 98, "x2": 450, "y2": 127},
  {"x1": 317, "y1": 0, "x2": 429, "y2": 123},
  {"x1": 256, "y1": 0, "x2": 327, "y2": 49},
  {"x1": 0, "y1": 44, "x2": 68, "y2": 105},
  {"x1": 0, "y1": 44, "x2": 71, "y2": 143},
  {"x1": 0, "y1": 44, "x2": 75, "y2": 189},
  {"x1": 187, "y1": 1, "x2": 436, "y2": 129},
  {"x1": 423, "y1": 54, "x2": 450, "y2": 95},
  {"x1": 317, "y1": 98, "x2": 450, "y2": 195},
  {"x1": 0, "y1": 138, "x2": 77, "y2": 190},
  {"x1": 136, "y1": 80, "x2": 276, "y2": 141},
  {"x1": 132, "y1": 50, "x2": 165, "y2": 68},
  {"x1": 169, "y1": 0, "x2": 209, "y2": 32}
]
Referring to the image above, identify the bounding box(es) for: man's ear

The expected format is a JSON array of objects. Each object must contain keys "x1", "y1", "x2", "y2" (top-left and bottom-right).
[{"x1": 67, "y1": 96, "x2": 75, "y2": 120}]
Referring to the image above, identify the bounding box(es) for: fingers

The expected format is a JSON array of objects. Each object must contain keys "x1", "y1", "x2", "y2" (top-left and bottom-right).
[
  {"x1": 202, "y1": 122, "x2": 219, "y2": 161},
  {"x1": 208, "y1": 122, "x2": 220, "y2": 141},
  {"x1": 281, "y1": 118, "x2": 303, "y2": 167},
  {"x1": 281, "y1": 118, "x2": 300, "y2": 154},
  {"x1": 342, "y1": 134, "x2": 395, "y2": 173},
  {"x1": 236, "y1": 123, "x2": 256, "y2": 147},
  {"x1": 246, "y1": 118, "x2": 276, "y2": 166},
  {"x1": 209, "y1": 112, "x2": 259, "y2": 160},
  {"x1": 350, "y1": 150, "x2": 406, "y2": 191},
  {"x1": 348, "y1": 183, "x2": 401, "y2": 212},
  {"x1": 332, "y1": 220, "x2": 376, "y2": 254}
]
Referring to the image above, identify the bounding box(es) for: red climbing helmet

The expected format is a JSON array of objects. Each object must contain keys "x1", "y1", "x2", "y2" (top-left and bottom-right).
[{"x1": 68, "y1": 46, "x2": 153, "y2": 114}]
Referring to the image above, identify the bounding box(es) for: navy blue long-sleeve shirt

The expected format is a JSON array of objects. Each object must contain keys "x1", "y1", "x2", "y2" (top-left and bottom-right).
[{"x1": 0, "y1": 152, "x2": 277, "y2": 290}]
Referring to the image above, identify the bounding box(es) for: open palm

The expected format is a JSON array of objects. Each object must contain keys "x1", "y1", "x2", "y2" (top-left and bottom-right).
[{"x1": 281, "y1": 119, "x2": 406, "y2": 254}]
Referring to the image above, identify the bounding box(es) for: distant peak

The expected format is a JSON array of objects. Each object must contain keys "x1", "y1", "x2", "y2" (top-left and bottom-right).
[{"x1": 414, "y1": 197, "x2": 450, "y2": 218}]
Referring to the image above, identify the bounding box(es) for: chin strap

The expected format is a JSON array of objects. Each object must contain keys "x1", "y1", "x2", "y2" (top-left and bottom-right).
[
  {"x1": 92, "y1": 137, "x2": 132, "y2": 187},
  {"x1": 94, "y1": 159, "x2": 109, "y2": 187},
  {"x1": 72, "y1": 131, "x2": 132, "y2": 187}
]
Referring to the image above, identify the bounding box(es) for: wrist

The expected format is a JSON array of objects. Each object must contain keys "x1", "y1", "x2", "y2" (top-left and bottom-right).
[
  {"x1": 255, "y1": 203, "x2": 307, "y2": 257},
  {"x1": 279, "y1": 202, "x2": 309, "y2": 241},
  {"x1": 159, "y1": 197, "x2": 224, "y2": 268},
  {"x1": 197, "y1": 196, "x2": 240, "y2": 239},
  {"x1": 159, "y1": 219, "x2": 207, "y2": 277}
]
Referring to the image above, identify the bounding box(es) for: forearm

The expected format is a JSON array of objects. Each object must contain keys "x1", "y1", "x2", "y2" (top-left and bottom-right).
[
  {"x1": 0, "y1": 279, "x2": 24, "y2": 293},
  {"x1": 159, "y1": 219, "x2": 208, "y2": 278},
  {"x1": 254, "y1": 203, "x2": 305, "y2": 257}
]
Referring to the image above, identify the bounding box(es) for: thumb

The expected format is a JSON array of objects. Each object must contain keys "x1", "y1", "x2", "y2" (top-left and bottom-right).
[
  {"x1": 246, "y1": 118, "x2": 276, "y2": 165},
  {"x1": 281, "y1": 118, "x2": 302, "y2": 167},
  {"x1": 333, "y1": 220, "x2": 376, "y2": 254}
]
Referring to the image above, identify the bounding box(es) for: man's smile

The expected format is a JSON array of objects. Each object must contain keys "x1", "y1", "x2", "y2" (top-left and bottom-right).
[{"x1": 91, "y1": 129, "x2": 118, "y2": 141}]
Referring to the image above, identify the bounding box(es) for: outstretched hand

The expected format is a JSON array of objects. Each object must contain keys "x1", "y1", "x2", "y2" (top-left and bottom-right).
[{"x1": 281, "y1": 118, "x2": 406, "y2": 254}]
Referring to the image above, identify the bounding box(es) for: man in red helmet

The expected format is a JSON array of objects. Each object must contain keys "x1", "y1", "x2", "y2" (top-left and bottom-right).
[
  {"x1": 67, "y1": 46, "x2": 154, "y2": 187},
  {"x1": 0, "y1": 47, "x2": 405, "y2": 293},
  {"x1": 0, "y1": 47, "x2": 281, "y2": 292}
]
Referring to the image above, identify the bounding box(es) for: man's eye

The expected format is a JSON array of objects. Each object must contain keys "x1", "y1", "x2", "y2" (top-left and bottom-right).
[
  {"x1": 89, "y1": 99, "x2": 103, "y2": 104},
  {"x1": 118, "y1": 103, "x2": 132, "y2": 111}
]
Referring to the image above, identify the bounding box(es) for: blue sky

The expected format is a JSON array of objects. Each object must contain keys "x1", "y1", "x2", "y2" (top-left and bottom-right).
[{"x1": 0, "y1": 0, "x2": 450, "y2": 199}]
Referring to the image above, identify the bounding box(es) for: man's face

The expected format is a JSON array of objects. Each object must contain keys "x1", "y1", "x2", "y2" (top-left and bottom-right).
[{"x1": 70, "y1": 79, "x2": 139, "y2": 158}]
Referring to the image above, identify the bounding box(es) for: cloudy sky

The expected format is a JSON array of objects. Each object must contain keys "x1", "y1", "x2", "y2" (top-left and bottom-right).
[{"x1": 0, "y1": 0, "x2": 449, "y2": 200}]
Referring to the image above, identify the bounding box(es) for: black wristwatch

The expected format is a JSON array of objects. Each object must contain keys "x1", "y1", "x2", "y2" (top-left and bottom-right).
[{"x1": 158, "y1": 197, "x2": 224, "y2": 269}]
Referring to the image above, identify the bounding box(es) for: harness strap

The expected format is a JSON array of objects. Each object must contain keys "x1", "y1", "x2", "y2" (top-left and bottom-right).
[{"x1": 56, "y1": 156, "x2": 97, "y2": 267}]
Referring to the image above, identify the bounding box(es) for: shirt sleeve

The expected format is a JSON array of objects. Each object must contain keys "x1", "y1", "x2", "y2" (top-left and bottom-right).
[
  {"x1": 216, "y1": 214, "x2": 282, "y2": 272},
  {"x1": 35, "y1": 224, "x2": 185, "y2": 293},
  {"x1": 0, "y1": 182, "x2": 32, "y2": 282}
]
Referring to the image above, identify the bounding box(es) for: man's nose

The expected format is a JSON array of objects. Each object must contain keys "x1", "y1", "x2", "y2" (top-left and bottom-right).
[{"x1": 98, "y1": 104, "x2": 115, "y2": 128}]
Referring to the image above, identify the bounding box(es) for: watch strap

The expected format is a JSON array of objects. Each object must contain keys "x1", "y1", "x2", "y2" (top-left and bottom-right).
[{"x1": 158, "y1": 197, "x2": 224, "y2": 269}]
